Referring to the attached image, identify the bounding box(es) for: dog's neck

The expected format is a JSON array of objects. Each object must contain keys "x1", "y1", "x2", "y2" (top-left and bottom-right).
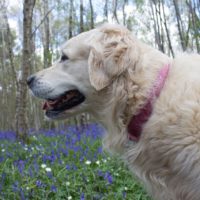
[
  {"x1": 93, "y1": 44, "x2": 171, "y2": 153},
  {"x1": 127, "y1": 64, "x2": 170, "y2": 141}
]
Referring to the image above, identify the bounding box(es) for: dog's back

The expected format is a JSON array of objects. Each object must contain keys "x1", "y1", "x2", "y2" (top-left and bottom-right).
[{"x1": 128, "y1": 54, "x2": 200, "y2": 200}]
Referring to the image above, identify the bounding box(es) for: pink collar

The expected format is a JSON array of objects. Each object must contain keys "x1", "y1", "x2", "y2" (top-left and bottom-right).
[{"x1": 128, "y1": 64, "x2": 170, "y2": 141}]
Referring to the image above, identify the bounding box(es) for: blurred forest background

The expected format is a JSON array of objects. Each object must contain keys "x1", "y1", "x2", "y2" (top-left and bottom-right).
[{"x1": 0, "y1": 0, "x2": 199, "y2": 141}]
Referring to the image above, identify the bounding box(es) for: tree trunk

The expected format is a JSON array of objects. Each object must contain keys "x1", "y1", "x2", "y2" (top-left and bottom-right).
[
  {"x1": 122, "y1": 0, "x2": 127, "y2": 26},
  {"x1": 172, "y1": 0, "x2": 187, "y2": 51},
  {"x1": 104, "y1": 0, "x2": 108, "y2": 21},
  {"x1": 43, "y1": 0, "x2": 51, "y2": 68},
  {"x1": 16, "y1": 0, "x2": 36, "y2": 142},
  {"x1": 68, "y1": 0, "x2": 73, "y2": 39},
  {"x1": 3, "y1": 3, "x2": 20, "y2": 129},
  {"x1": 112, "y1": 0, "x2": 119, "y2": 24},
  {"x1": 150, "y1": 0, "x2": 166, "y2": 53},
  {"x1": 161, "y1": 0, "x2": 174, "y2": 57},
  {"x1": 89, "y1": 0, "x2": 94, "y2": 29},
  {"x1": 186, "y1": 0, "x2": 200, "y2": 52},
  {"x1": 80, "y1": 0, "x2": 84, "y2": 33}
]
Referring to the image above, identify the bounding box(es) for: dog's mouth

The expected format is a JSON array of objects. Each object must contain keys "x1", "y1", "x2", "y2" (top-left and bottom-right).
[{"x1": 42, "y1": 90, "x2": 85, "y2": 117}]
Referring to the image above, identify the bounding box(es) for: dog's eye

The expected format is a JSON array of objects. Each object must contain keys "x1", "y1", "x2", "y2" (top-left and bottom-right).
[{"x1": 60, "y1": 54, "x2": 69, "y2": 62}]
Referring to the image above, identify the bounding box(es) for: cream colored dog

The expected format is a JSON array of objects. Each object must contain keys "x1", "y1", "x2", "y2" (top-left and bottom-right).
[{"x1": 28, "y1": 24, "x2": 200, "y2": 200}]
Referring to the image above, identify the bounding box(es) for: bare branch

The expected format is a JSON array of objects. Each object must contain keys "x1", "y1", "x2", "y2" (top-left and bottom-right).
[{"x1": 31, "y1": 7, "x2": 54, "y2": 38}]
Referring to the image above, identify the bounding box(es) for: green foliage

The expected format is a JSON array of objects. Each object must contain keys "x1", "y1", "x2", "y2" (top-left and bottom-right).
[{"x1": 0, "y1": 127, "x2": 151, "y2": 200}]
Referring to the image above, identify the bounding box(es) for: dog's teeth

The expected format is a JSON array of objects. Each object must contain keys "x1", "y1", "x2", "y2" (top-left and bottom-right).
[
  {"x1": 42, "y1": 102, "x2": 48, "y2": 110},
  {"x1": 49, "y1": 100, "x2": 55, "y2": 105}
]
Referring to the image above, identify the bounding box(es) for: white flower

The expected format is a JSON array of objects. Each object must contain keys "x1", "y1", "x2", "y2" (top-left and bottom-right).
[
  {"x1": 35, "y1": 146, "x2": 40, "y2": 151},
  {"x1": 41, "y1": 164, "x2": 47, "y2": 168},
  {"x1": 24, "y1": 147, "x2": 28, "y2": 151},
  {"x1": 26, "y1": 187, "x2": 30, "y2": 190},
  {"x1": 124, "y1": 187, "x2": 128, "y2": 191},
  {"x1": 95, "y1": 160, "x2": 100, "y2": 165},
  {"x1": 45, "y1": 167, "x2": 52, "y2": 172},
  {"x1": 66, "y1": 182, "x2": 70, "y2": 186},
  {"x1": 68, "y1": 196, "x2": 72, "y2": 200},
  {"x1": 103, "y1": 159, "x2": 107, "y2": 163},
  {"x1": 1, "y1": 149, "x2": 5, "y2": 152},
  {"x1": 33, "y1": 136, "x2": 37, "y2": 140},
  {"x1": 85, "y1": 160, "x2": 91, "y2": 165},
  {"x1": 31, "y1": 147, "x2": 34, "y2": 151}
]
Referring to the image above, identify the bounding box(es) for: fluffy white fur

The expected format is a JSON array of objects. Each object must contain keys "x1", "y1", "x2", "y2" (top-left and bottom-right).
[{"x1": 30, "y1": 24, "x2": 200, "y2": 200}]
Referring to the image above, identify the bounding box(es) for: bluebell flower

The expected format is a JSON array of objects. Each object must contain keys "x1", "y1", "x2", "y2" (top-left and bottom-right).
[
  {"x1": 104, "y1": 172, "x2": 113, "y2": 184},
  {"x1": 36, "y1": 180, "x2": 43, "y2": 187},
  {"x1": 0, "y1": 156, "x2": 4, "y2": 163},
  {"x1": 80, "y1": 192, "x2": 85, "y2": 200},
  {"x1": 51, "y1": 185, "x2": 57, "y2": 192},
  {"x1": 17, "y1": 160, "x2": 25, "y2": 174},
  {"x1": 46, "y1": 171, "x2": 53, "y2": 179},
  {"x1": 33, "y1": 160, "x2": 39, "y2": 173},
  {"x1": 97, "y1": 170, "x2": 103, "y2": 177},
  {"x1": 28, "y1": 167, "x2": 33, "y2": 177},
  {"x1": 20, "y1": 188, "x2": 25, "y2": 200},
  {"x1": 122, "y1": 191, "x2": 127, "y2": 198},
  {"x1": 66, "y1": 164, "x2": 71, "y2": 170},
  {"x1": 12, "y1": 181, "x2": 19, "y2": 192}
]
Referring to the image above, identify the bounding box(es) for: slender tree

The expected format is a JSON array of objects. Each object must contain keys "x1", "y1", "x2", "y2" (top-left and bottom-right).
[
  {"x1": 80, "y1": 0, "x2": 84, "y2": 32},
  {"x1": 161, "y1": 0, "x2": 174, "y2": 57},
  {"x1": 172, "y1": 0, "x2": 188, "y2": 51},
  {"x1": 104, "y1": 0, "x2": 108, "y2": 21},
  {"x1": 112, "y1": 0, "x2": 119, "y2": 23},
  {"x1": 150, "y1": 0, "x2": 165, "y2": 52},
  {"x1": 16, "y1": 0, "x2": 36, "y2": 142},
  {"x1": 186, "y1": 0, "x2": 200, "y2": 52},
  {"x1": 68, "y1": 0, "x2": 73, "y2": 39},
  {"x1": 89, "y1": 0, "x2": 94, "y2": 29},
  {"x1": 122, "y1": 0, "x2": 128, "y2": 25},
  {"x1": 43, "y1": 0, "x2": 51, "y2": 68}
]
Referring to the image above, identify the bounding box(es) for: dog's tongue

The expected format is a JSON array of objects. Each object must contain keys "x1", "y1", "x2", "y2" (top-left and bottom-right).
[
  {"x1": 42, "y1": 102, "x2": 48, "y2": 110},
  {"x1": 42, "y1": 100, "x2": 58, "y2": 110},
  {"x1": 42, "y1": 91, "x2": 78, "y2": 111}
]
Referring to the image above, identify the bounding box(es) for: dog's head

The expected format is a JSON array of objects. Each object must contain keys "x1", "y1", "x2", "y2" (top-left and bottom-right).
[{"x1": 28, "y1": 24, "x2": 137, "y2": 120}]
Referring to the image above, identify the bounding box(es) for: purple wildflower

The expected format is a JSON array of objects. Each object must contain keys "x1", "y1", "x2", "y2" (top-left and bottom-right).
[
  {"x1": 97, "y1": 170, "x2": 103, "y2": 177},
  {"x1": 33, "y1": 160, "x2": 39, "y2": 173},
  {"x1": 80, "y1": 192, "x2": 85, "y2": 200},
  {"x1": 104, "y1": 172, "x2": 113, "y2": 184},
  {"x1": 51, "y1": 185, "x2": 57, "y2": 193},
  {"x1": 36, "y1": 180, "x2": 43, "y2": 187},
  {"x1": 46, "y1": 171, "x2": 53, "y2": 179},
  {"x1": 1, "y1": 172, "x2": 6, "y2": 183},
  {"x1": 0, "y1": 156, "x2": 4, "y2": 163},
  {"x1": 20, "y1": 188, "x2": 25, "y2": 200},
  {"x1": 28, "y1": 167, "x2": 33, "y2": 177},
  {"x1": 66, "y1": 164, "x2": 71, "y2": 170},
  {"x1": 12, "y1": 181, "x2": 19, "y2": 192},
  {"x1": 17, "y1": 160, "x2": 25, "y2": 174},
  {"x1": 122, "y1": 191, "x2": 127, "y2": 199}
]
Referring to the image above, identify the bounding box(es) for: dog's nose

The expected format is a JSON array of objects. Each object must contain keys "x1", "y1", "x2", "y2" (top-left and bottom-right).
[{"x1": 27, "y1": 75, "x2": 35, "y2": 87}]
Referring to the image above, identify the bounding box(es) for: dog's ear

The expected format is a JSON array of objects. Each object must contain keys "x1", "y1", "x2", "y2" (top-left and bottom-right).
[{"x1": 88, "y1": 39, "x2": 131, "y2": 91}]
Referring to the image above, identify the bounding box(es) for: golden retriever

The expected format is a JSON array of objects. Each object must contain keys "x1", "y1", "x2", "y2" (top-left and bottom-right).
[{"x1": 28, "y1": 24, "x2": 200, "y2": 200}]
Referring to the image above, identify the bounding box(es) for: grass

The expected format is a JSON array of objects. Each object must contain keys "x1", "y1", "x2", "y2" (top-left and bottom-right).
[{"x1": 0, "y1": 124, "x2": 151, "y2": 200}]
